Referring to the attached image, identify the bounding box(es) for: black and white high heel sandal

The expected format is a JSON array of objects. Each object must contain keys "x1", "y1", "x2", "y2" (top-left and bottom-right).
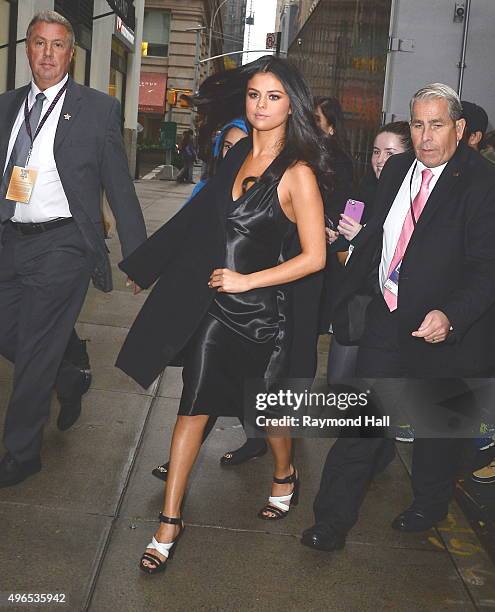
[
  {"x1": 139, "y1": 513, "x2": 185, "y2": 575},
  {"x1": 258, "y1": 469, "x2": 300, "y2": 521}
]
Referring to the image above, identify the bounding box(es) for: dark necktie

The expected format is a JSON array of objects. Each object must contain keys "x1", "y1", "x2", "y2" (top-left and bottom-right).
[{"x1": 0, "y1": 92, "x2": 46, "y2": 221}]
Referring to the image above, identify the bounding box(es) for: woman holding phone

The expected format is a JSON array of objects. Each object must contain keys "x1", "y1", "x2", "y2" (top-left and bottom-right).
[
  {"x1": 325, "y1": 121, "x2": 413, "y2": 383},
  {"x1": 337, "y1": 121, "x2": 412, "y2": 241}
]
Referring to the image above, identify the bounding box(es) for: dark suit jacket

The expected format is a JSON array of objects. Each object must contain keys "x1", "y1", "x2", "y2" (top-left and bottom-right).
[
  {"x1": 0, "y1": 77, "x2": 146, "y2": 291},
  {"x1": 332, "y1": 141, "x2": 495, "y2": 377},
  {"x1": 116, "y1": 137, "x2": 322, "y2": 389}
]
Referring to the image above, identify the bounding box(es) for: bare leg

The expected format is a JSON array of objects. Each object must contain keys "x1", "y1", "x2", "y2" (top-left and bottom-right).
[
  {"x1": 260, "y1": 427, "x2": 297, "y2": 519},
  {"x1": 142, "y1": 414, "x2": 209, "y2": 569}
]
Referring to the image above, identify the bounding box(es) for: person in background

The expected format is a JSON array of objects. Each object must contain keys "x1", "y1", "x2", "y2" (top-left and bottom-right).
[
  {"x1": 314, "y1": 97, "x2": 354, "y2": 343},
  {"x1": 458, "y1": 101, "x2": 495, "y2": 480},
  {"x1": 176, "y1": 129, "x2": 196, "y2": 184},
  {"x1": 337, "y1": 122, "x2": 413, "y2": 243},
  {"x1": 481, "y1": 130, "x2": 495, "y2": 165},
  {"x1": 325, "y1": 122, "x2": 413, "y2": 385},
  {"x1": 189, "y1": 118, "x2": 250, "y2": 200},
  {"x1": 461, "y1": 100, "x2": 488, "y2": 151},
  {"x1": 314, "y1": 96, "x2": 353, "y2": 186}
]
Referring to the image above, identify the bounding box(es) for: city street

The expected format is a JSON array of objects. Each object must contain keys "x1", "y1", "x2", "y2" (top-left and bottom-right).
[{"x1": 1, "y1": 175, "x2": 495, "y2": 611}]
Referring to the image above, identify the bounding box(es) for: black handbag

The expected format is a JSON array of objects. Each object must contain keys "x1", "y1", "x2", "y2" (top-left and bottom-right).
[{"x1": 332, "y1": 292, "x2": 373, "y2": 346}]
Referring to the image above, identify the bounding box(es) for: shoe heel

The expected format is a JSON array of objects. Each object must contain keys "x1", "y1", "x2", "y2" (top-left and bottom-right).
[
  {"x1": 291, "y1": 478, "x2": 300, "y2": 506},
  {"x1": 166, "y1": 524, "x2": 185, "y2": 560}
]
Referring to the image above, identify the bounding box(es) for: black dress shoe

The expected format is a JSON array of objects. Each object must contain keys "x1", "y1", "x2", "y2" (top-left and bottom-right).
[
  {"x1": 0, "y1": 452, "x2": 41, "y2": 488},
  {"x1": 391, "y1": 506, "x2": 448, "y2": 532},
  {"x1": 220, "y1": 439, "x2": 268, "y2": 466},
  {"x1": 301, "y1": 524, "x2": 346, "y2": 552},
  {"x1": 57, "y1": 370, "x2": 92, "y2": 431}
]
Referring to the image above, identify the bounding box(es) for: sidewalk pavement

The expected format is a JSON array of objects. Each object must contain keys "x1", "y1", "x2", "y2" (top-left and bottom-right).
[{"x1": 1, "y1": 176, "x2": 495, "y2": 612}]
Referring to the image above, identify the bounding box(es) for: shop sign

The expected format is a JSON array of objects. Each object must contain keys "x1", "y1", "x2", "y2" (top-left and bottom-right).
[
  {"x1": 139, "y1": 72, "x2": 168, "y2": 114},
  {"x1": 107, "y1": 0, "x2": 135, "y2": 29},
  {"x1": 115, "y1": 16, "x2": 135, "y2": 49}
]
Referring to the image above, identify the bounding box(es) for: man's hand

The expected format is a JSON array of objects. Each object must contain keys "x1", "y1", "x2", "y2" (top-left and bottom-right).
[
  {"x1": 208, "y1": 268, "x2": 252, "y2": 293},
  {"x1": 412, "y1": 310, "x2": 451, "y2": 343},
  {"x1": 126, "y1": 277, "x2": 142, "y2": 295}
]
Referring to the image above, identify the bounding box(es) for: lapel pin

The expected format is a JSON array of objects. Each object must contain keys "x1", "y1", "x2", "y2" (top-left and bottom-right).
[
  {"x1": 64, "y1": 113, "x2": 71, "y2": 120},
  {"x1": 453, "y1": 171, "x2": 460, "y2": 177}
]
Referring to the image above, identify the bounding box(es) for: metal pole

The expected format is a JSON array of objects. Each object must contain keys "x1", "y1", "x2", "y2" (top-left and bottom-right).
[
  {"x1": 208, "y1": 0, "x2": 230, "y2": 70},
  {"x1": 200, "y1": 49, "x2": 272, "y2": 63},
  {"x1": 191, "y1": 27, "x2": 201, "y2": 127},
  {"x1": 457, "y1": 0, "x2": 471, "y2": 97}
]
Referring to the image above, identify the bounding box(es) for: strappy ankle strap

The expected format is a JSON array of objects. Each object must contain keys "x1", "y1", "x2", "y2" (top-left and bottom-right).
[
  {"x1": 158, "y1": 512, "x2": 182, "y2": 525},
  {"x1": 273, "y1": 470, "x2": 297, "y2": 485}
]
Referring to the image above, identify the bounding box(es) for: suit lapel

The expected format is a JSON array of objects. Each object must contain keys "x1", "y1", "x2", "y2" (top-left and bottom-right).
[
  {"x1": 0, "y1": 85, "x2": 30, "y2": 170},
  {"x1": 54, "y1": 78, "x2": 82, "y2": 152},
  {"x1": 407, "y1": 144, "x2": 467, "y2": 248}
]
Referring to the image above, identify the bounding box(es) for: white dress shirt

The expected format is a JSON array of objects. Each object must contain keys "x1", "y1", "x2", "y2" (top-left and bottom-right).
[
  {"x1": 379, "y1": 159, "x2": 447, "y2": 293},
  {"x1": 4, "y1": 74, "x2": 71, "y2": 223}
]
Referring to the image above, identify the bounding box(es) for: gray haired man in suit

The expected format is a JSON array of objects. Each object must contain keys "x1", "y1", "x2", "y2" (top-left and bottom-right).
[{"x1": 0, "y1": 11, "x2": 146, "y2": 487}]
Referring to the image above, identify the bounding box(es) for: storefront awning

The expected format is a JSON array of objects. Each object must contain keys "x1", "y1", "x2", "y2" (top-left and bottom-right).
[{"x1": 139, "y1": 72, "x2": 167, "y2": 114}]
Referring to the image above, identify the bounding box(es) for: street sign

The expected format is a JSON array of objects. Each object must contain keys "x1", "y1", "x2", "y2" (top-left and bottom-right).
[
  {"x1": 160, "y1": 121, "x2": 177, "y2": 151},
  {"x1": 266, "y1": 33, "x2": 276, "y2": 49}
]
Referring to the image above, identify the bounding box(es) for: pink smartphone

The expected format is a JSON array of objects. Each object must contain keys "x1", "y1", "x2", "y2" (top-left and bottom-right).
[{"x1": 343, "y1": 199, "x2": 365, "y2": 223}]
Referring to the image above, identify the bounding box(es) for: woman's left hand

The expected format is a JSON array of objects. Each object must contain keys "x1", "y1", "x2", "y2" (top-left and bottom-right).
[
  {"x1": 337, "y1": 214, "x2": 363, "y2": 241},
  {"x1": 209, "y1": 268, "x2": 252, "y2": 293}
]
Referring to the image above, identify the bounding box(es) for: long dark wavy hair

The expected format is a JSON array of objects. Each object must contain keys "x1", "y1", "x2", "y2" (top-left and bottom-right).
[
  {"x1": 192, "y1": 55, "x2": 335, "y2": 195},
  {"x1": 314, "y1": 96, "x2": 350, "y2": 153}
]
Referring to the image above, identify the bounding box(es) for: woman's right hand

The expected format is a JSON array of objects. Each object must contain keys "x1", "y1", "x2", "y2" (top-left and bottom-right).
[
  {"x1": 337, "y1": 214, "x2": 362, "y2": 241},
  {"x1": 325, "y1": 228, "x2": 340, "y2": 244}
]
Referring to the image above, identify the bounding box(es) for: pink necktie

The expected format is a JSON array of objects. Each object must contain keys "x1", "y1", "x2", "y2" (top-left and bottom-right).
[{"x1": 383, "y1": 168, "x2": 434, "y2": 311}]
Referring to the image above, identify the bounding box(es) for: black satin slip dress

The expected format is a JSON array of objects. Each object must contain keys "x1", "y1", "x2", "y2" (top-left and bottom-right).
[{"x1": 178, "y1": 168, "x2": 296, "y2": 418}]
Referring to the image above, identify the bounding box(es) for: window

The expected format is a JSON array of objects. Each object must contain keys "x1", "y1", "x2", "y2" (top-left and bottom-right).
[
  {"x1": 143, "y1": 10, "x2": 170, "y2": 58},
  {"x1": 0, "y1": 1, "x2": 10, "y2": 93}
]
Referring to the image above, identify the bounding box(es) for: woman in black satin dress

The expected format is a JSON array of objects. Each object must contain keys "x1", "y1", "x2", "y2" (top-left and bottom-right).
[{"x1": 117, "y1": 56, "x2": 332, "y2": 574}]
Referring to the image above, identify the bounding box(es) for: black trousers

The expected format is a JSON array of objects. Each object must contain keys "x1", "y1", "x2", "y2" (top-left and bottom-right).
[
  {"x1": 314, "y1": 295, "x2": 466, "y2": 535},
  {"x1": 0, "y1": 222, "x2": 92, "y2": 462}
]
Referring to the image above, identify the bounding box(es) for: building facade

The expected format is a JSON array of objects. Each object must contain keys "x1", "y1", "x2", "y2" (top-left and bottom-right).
[
  {"x1": 0, "y1": 0, "x2": 17, "y2": 92},
  {"x1": 276, "y1": 0, "x2": 299, "y2": 55},
  {"x1": 221, "y1": 0, "x2": 246, "y2": 68},
  {"x1": 288, "y1": 0, "x2": 391, "y2": 174},
  {"x1": 139, "y1": 0, "x2": 224, "y2": 147}
]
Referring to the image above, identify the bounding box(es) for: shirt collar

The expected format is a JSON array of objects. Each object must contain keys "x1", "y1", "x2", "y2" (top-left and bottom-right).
[
  {"x1": 416, "y1": 158, "x2": 448, "y2": 179},
  {"x1": 30, "y1": 73, "x2": 69, "y2": 104}
]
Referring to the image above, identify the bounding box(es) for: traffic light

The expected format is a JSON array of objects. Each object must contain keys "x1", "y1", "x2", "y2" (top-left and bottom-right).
[
  {"x1": 167, "y1": 90, "x2": 177, "y2": 106},
  {"x1": 178, "y1": 91, "x2": 193, "y2": 108}
]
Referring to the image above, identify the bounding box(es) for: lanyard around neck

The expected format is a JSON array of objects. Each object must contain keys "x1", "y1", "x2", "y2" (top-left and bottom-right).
[
  {"x1": 23, "y1": 81, "x2": 68, "y2": 146},
  {"x1": 409, "y1": 161, "x2": 419, "y2": 227}
]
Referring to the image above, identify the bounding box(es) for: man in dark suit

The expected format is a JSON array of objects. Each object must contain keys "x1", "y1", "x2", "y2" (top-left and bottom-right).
[
  {"x1": 302, "y1": 83, "x2": 495, "y2": 551},
  {"x1": 0, "y1": 11, "x2": 146, "y2": 487}
]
